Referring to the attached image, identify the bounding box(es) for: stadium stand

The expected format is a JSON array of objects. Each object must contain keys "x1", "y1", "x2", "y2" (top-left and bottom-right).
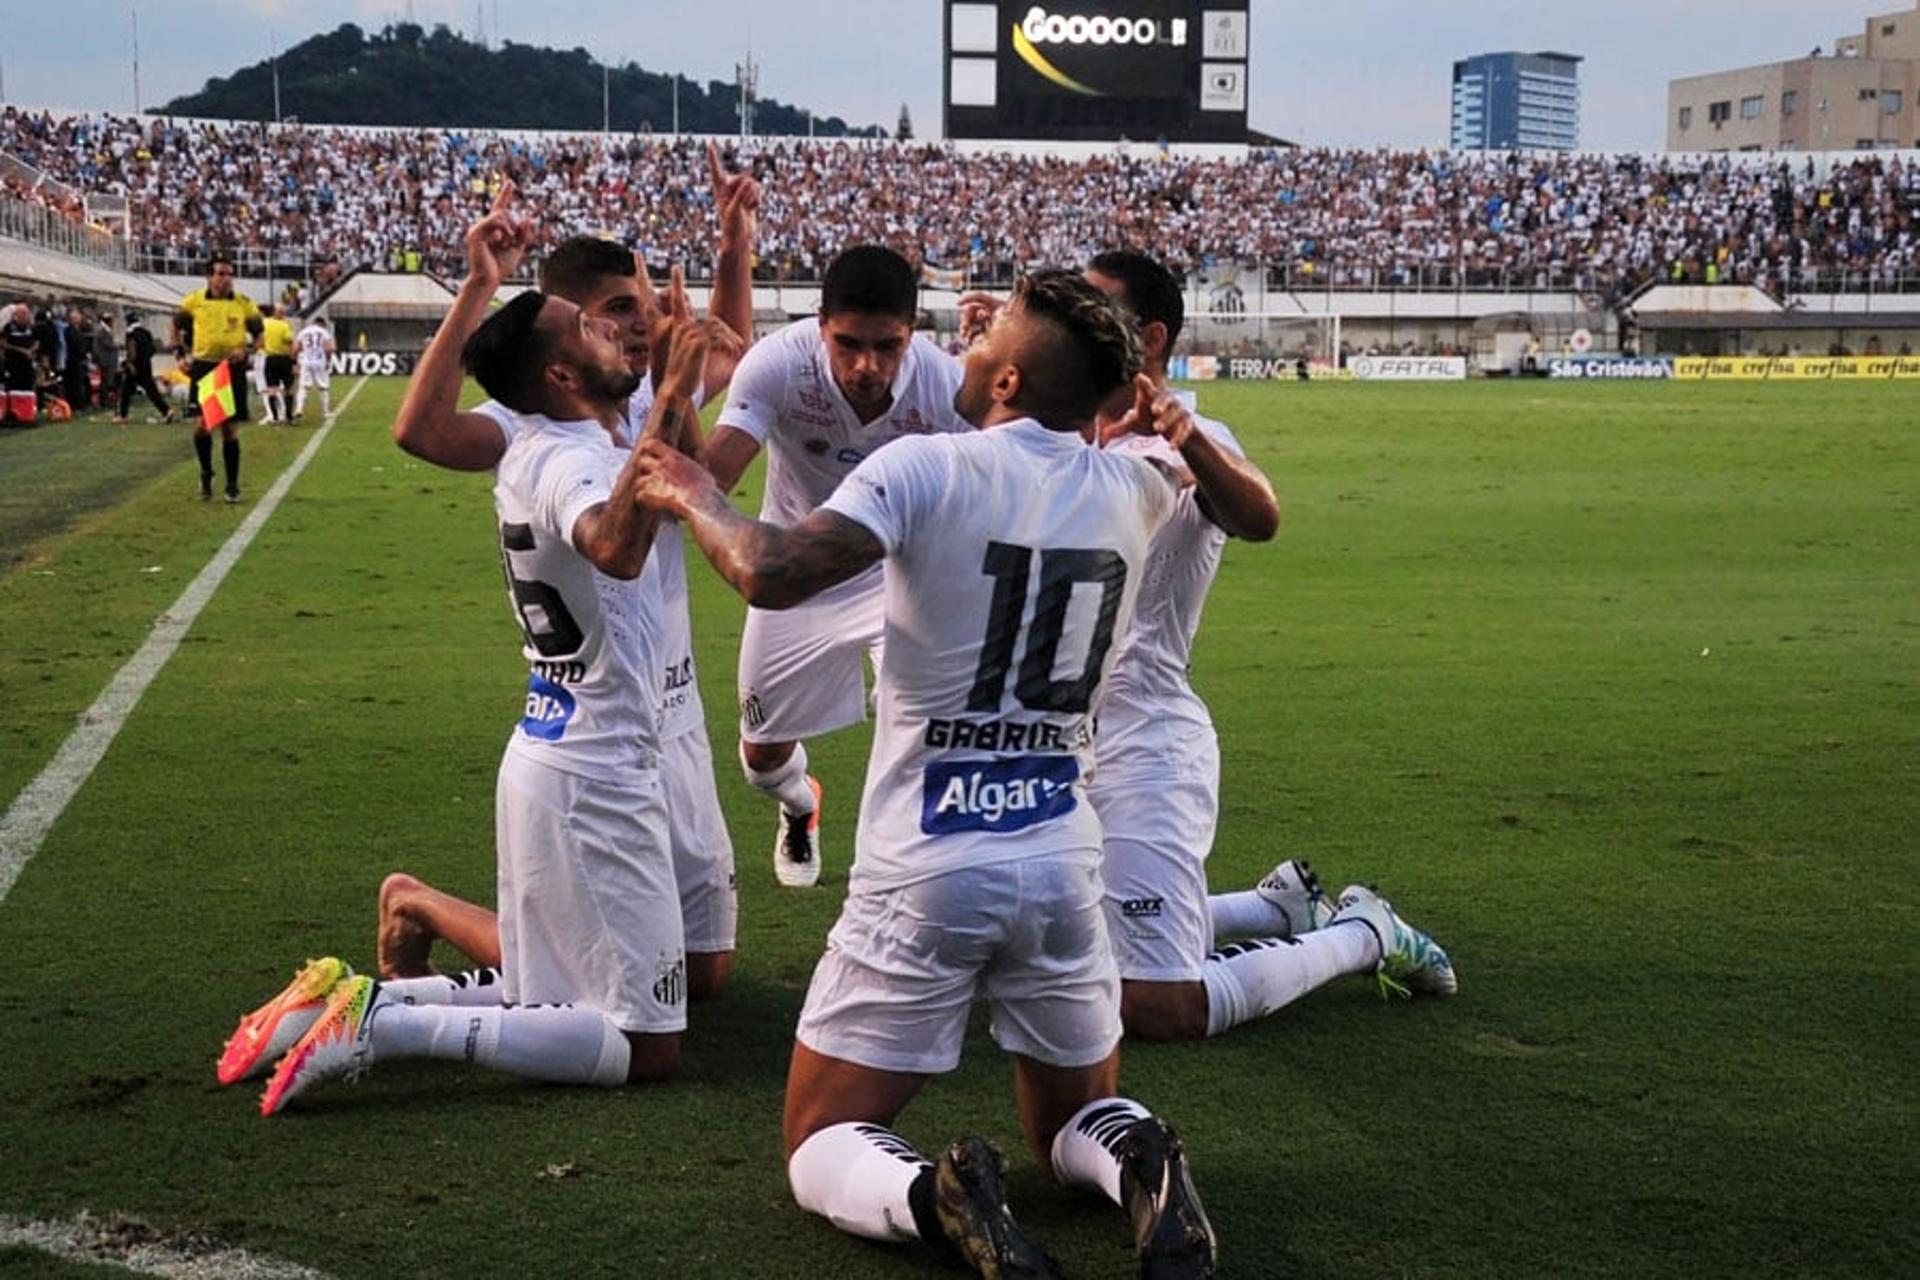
[{"x1": 5, "y1": 107, "x2": 1918, "y2": 299}]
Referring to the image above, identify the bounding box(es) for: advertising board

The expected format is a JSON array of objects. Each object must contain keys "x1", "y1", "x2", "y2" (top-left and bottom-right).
[
  {"x1": 1349, "y1": 356, "x2": 1466, "y2": 382},
  {"x1": 1546, "y1": 356, "x2": 1675, "y2": 380},
  {"x1": 1673, "y1": 356, "x2": 1920, "y2": 380}
]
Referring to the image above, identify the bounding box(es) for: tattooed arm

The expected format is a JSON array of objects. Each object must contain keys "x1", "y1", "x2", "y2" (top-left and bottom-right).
[{"x1": 632, "y1": 439, "x2": 883, "y2": 608}]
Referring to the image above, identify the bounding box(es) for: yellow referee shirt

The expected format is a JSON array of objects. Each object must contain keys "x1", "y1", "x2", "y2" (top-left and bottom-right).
[
  {"x1": 262, "y1": 316, "x2": 295, "y2": 357},
  {"x1": 177, "y1": 289, "x2": 263, "y2": 362}
]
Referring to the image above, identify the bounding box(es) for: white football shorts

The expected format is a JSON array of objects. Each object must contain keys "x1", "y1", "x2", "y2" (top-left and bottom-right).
[
  {"x1": 297, "y1": 360, "x2": 330, "y2": 389},
  {"x1": 1087, "y1": 728, "x2": 1221, "y2": 982},
  {"x1": 737, "y1": 570, "x2": 884, "y2": 744},
  {"x1": 661, "y1": 724, "x2": 737, "y2": 954},
  {"x1": 796, "y1": 854, "x2": 1120, "y2": 1074},
  {"x1": 495, "y1": 747, "x2": 687, "y2": 1033}
]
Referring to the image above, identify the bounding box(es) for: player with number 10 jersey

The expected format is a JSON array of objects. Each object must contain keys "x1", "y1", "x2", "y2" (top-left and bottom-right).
[{"x1": 822, "y1": 432, "x2": 1171, "y2": 894}]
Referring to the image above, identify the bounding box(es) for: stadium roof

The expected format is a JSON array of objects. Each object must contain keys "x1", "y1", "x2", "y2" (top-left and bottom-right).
[
  {"x1": 1635, "y1": 310, "x2": 1920, "y2": 329},
  {"x1": 0, "y1": 238, "x2": 179, "y2": 309}
]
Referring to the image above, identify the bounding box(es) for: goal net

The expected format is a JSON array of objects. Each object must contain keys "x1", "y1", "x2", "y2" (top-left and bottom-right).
[{"x1": 1178, "y1": 310, "x2": 1343, "y2": 368}]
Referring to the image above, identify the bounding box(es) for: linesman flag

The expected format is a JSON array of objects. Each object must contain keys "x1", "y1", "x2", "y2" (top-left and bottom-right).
[{"x1": 197, "y1": 361, "x2": 236, "y2": 428}]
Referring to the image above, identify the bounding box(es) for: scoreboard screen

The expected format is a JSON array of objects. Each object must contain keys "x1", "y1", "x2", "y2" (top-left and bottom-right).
[{"x1": 944, "y1": 2, "x2": 1250, "y2": 143}]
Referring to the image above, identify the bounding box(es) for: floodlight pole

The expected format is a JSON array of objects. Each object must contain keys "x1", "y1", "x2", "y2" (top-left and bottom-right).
[
  {"x1": 603, "y1": 62, "x2": 610, "y2": 134},
  {"x1": 131, "y1": 6, "x2": 141, "y2": 114},
  {"x1": 736, "y1": 52, "x2": 757, "y2": 139}
]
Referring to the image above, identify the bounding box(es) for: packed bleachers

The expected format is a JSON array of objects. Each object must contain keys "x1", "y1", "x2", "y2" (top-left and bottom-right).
[{"x1": 4, "y1": 106, "x2": 1918, "y2": 297}]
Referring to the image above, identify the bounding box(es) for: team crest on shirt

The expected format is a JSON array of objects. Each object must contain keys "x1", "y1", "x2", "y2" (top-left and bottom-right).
[
  {"x1": 921, "y1": 756, "x2": 1078, "y2": 835},
  {"x1": 893, "y1": 406, "x2": 932, "y2": 434},
  {"x1": 652, "y1": 953, "x2": 685, "y2": 1007}
]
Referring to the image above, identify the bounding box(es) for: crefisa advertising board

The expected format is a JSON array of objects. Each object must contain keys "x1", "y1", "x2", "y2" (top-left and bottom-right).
[{"x1": 944, "y1": 1, "x2": 1251, "y2": 143}]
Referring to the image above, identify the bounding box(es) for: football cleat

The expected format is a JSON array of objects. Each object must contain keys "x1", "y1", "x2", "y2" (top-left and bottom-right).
[
  {"x1": 259, "y1": 974, "x2": 381, "y2": 1116},
  {"x1": 216, "y1": 957, "x2": 353, "y2": 1085},
  {"x1": 223, "y1": 488, "x2": 242, "y2": 505},
  {"x1": 198, "y1": 473, "x2": 214, "y2": 501},
  {"x1": 1254, "y1": 858, "x2": 1335, "y2": 936},
  {"x1": 1329, "y1": 884, "x2": 1458, "y2": 998},
  {"x1": 933, "y1": 1136, "x2": 1064, "y2": 1279},
  {"x1": 772, "y1": 775, "x2": 823, "y2": 888},
  {"x1": 1118, "y1": 1117, "x2": 1217, "y2": 1279}
]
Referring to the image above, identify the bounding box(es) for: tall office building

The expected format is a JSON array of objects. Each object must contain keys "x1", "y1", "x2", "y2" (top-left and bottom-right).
[{"x1": 1449, "y1": 51, "x2": 1583, "y2": 151}]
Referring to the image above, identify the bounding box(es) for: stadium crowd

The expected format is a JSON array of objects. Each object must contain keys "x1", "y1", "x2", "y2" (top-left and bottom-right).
[{"x1": 4, "y1": 107, "x2": 1919, "y2": 296}]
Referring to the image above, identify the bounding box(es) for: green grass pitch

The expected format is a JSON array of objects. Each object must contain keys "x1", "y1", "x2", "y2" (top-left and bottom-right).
[{"x1": 0, "y1": 378, "x2": 1914, "y2": 1278}]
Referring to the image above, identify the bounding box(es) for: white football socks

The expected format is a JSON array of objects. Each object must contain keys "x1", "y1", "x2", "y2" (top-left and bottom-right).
[
  {"x1": 1051, "y1": 1097, "x2": 1152, "y2": 1207},
  {"x1": 788, "y1": 1122, "x2": 931, "y2": 1242},
  {"x1": 1208, "y1": 888, "x2": 1294, "y2": 940},
  {"x1": 381, "y1": 967, "x2": 506, "y2": 1007},
  {"x1": 742, "y1": 742, "x2": 817, "y2": 816},
  {"x1": 1200, "y1": 923, "x2": 1380, "y2": 1037},
  {"x1": 367, "y1": 1001, "x2": 631, "y2": 1086}
]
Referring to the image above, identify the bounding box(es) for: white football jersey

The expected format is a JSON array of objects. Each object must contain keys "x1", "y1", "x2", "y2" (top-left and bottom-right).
[
  {"x1": 481, "y1": 380, "x2": 704, "y2": 741},
  {"x1": 820, "y1": 418, "x2": 1177, "y2": 892},
  {"x1": 295, "y1": 324, "x2": 332, "y2": 366},
  {"x1": 493, "y1": 413, "x2": 666, "y2": 782},
  {"x1": 1096, "y1": 396, "x2": 1243, "y2": 767},
  {"x1": 717, "y1": 317, "x2": 969, "y2": 530}
]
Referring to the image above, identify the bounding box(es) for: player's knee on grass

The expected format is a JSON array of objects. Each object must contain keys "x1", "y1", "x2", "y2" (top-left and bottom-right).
[
  {"x1": 688, "y1": 951, "x2": 733, "y2": 1000},
  {"x1": 624, "y1": 1030, "x2": 683, "y2": 1083},
  {"x1": 1120, "y1": 979, "x2": 1210, "y2": 1043}
]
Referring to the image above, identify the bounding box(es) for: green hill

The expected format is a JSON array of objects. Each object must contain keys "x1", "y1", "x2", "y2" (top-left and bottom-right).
[{"x1": 157, "y1": 21, "x2": 883, "y2": 136}]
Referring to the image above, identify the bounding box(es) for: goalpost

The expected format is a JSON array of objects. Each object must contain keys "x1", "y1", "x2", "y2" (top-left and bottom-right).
[{"x1": 1180, "y1": 310, "x2": 1344, "y2": 369}]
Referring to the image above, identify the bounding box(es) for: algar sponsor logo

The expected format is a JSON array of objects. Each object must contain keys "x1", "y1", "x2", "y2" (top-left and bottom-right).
[{"x1": 921, "y1": 755, "x2": 1079, "y2": 835}]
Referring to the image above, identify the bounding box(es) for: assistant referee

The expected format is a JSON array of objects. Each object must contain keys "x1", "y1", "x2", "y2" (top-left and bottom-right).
[
  {"x1": 260, "y1": 302, "x2": 296, "y2": 423},
  {"x1": 172, "y1": 252, "x2": 263, "y2": 502}
]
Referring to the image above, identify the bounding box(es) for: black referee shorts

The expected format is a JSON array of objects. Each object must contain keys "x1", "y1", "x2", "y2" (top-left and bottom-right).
[{"x1": 187, "y1": 357, "x2": 251, "y2": 423}]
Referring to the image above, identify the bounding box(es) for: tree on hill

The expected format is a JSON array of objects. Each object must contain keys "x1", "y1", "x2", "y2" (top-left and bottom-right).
[{"x1": 158, "y1": 22, "x2": 884, "y2": 137}]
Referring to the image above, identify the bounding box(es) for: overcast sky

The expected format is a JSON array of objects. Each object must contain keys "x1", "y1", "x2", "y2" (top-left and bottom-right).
[{"x1": 0, "y1": 0, "x2": 1878, "y2": 150}]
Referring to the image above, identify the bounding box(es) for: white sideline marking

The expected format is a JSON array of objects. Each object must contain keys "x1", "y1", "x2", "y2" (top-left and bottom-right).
[
  {"x1": 0, "y1": 376, "x2": 372, "y2": 905},
  {"x1": 0, "y1": 1212, "x2": 332, "y2": 1280}
]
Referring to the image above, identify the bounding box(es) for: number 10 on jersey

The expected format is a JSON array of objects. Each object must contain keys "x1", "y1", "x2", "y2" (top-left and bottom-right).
[{"x1": 966, "y1": 541, "x2": 1127, "y2": 716}]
